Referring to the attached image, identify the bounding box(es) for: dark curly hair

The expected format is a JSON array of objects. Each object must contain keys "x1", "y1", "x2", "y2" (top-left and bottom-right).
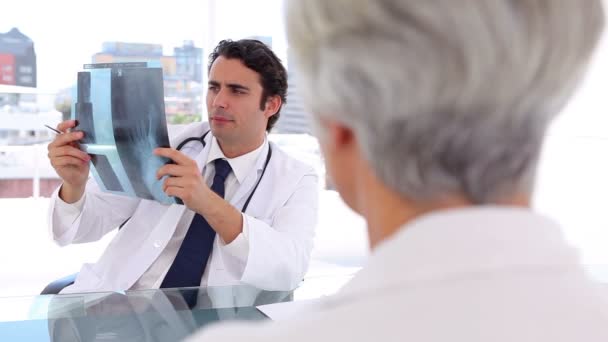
[{"x1": 208, "y1": 39, "x2": 288, "y2": 132}]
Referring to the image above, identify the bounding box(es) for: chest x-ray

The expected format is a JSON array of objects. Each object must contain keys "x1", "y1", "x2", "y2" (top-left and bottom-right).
[{"x1": 71, "y1": 62, "x2": 176, "y2": 204}]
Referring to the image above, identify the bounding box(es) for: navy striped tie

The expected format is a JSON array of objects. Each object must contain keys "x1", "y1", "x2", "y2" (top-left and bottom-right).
[{"x1": 161, "y1": 159, "x2": 232, "y2": 288}]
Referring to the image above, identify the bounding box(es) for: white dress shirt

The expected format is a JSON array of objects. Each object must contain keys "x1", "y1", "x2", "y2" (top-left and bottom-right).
[
  {"x1": 53, "y1": 136, "x2": 267, "y2": 289},
  {"x1": 189, "y1": 207, "x2": 608, "y2": 342}
]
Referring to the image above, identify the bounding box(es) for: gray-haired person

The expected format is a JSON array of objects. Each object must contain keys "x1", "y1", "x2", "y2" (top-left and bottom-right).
[{"x1": 188, "y1": 1, "x2": 608, "y2": 341}]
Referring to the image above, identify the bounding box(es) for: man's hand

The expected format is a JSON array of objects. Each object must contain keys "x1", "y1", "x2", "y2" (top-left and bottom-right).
[
  {"x1": 154, "y1": 147, "x2": 243, "y2": 243},
  {"x1": 154, "y1": 148, "x2": 213, "y2": 214},
  {"x1": 47, "y1": 120, "x2": 91, "y2": 203}
]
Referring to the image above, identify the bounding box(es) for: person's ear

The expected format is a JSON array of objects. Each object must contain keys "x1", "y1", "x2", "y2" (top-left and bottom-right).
[
  {"x1": 325, "y1": 120, "x2": 355, "y2": 151},
  {"x1": 263, "y1": 95, "x2": 282, "y2": 119}
]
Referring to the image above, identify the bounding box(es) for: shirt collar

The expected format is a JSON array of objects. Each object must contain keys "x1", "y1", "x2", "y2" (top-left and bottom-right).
[{"x1": 206, "y1": 136, "x2": 268, "y2": 184}]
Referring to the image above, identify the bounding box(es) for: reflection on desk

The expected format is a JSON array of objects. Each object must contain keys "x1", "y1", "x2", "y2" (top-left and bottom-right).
[
  {"x1": 47, "y1": 288, "x2": 285, "y2": 342},
  {"x1": 0, "y1": 274, "x2": 355, "y2": 342}
]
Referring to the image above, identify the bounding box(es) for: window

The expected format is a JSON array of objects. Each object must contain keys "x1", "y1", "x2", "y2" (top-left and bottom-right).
[
  {"x1": 19, "y1": 75, "x2": 32, "y2": 84},
  {"x1": 18, "y1": 65, "x2": 32, "y2": 73},
  {"x1": 0, "y1": 0, "x2": 606, "y2": 299}
]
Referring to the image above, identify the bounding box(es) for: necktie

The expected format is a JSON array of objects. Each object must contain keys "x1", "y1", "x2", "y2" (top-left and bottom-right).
[{"x1": 160, "y1": 159, "x2": 232, "y2": 289}]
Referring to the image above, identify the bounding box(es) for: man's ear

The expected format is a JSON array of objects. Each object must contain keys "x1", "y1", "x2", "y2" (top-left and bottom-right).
[{"x1": 263, "y1": 95, "x2": 282, "y2": 119}]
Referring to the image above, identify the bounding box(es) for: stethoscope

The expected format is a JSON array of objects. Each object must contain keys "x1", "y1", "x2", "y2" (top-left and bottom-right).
[{"x1": 176, "y1": 130, "x2": 272, "y2": 213}]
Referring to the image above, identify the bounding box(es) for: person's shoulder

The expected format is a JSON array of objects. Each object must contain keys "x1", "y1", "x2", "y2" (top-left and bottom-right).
[{"x1": 268, "y1": 141, "x2": 317, "y2": 176}]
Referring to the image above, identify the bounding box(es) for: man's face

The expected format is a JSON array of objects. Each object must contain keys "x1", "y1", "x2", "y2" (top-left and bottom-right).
[{"x1": 206, "y1": 56, "x2": 276, "y2": 146}]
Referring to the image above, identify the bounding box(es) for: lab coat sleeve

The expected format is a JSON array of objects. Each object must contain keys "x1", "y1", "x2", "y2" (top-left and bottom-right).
[
  {"x1": 221, "y1": 172, "x2": 319, "y2": 291},
  {"x1": 48, "y1": 178, "x2": 140, "y2": 246},
  {"x1": 216, "y1": 214, "x2": 251, "y2": 265},
  {"x1": 52, "y1": 189, "x2": 86, "y2": 234}
]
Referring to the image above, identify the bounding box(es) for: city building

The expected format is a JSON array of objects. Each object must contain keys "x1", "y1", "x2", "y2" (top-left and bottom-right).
[
  {"x1": 91, "y1": 41, "x2": 203, "y2": 119},
  {"x1": 0, "y1": 28, "x2": 37, "y2": 88},
  {"x1": 91, "y1": 42, "x2": 176, "y2": 78},
  {"x1": 175, "y1": 40, "x2": 202, "y2": 83},
  {"x1": 275, "y1": 68, "x2": 312, "y2": 134},
  {"x1": 0, "y1": 29, "x2": 51, "y2": 147}
]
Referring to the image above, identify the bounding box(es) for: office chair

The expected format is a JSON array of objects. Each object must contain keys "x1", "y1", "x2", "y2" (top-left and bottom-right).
[{"x1": 40, "y1": 273, "x2": 77, "y2": 295}]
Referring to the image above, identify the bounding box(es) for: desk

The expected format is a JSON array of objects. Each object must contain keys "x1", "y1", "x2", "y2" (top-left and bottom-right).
[{"x1": 0, "y1": 274, "x2": 354, "y2": 341}]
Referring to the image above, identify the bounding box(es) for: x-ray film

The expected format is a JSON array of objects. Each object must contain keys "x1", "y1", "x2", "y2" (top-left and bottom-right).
[{"x1": 71, "y1": 62, "x2": 176, "y2": 204}]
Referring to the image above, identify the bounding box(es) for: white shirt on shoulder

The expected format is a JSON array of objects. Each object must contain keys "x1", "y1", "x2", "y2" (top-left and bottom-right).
[{"x1": 188, "y1": 207, "x2": 608, "y2": 342}]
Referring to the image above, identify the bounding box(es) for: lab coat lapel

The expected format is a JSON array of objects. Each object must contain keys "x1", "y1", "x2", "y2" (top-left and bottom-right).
[{"x1": 193, "y1": 133, "x2": 213, "y2": 174}]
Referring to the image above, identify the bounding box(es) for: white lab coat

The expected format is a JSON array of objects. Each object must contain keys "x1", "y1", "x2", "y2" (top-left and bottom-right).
[
  {"x1": 190, "y1": 207, "x2": 608, "y2": 342},
  {"x1": 48, "y1": 122, "x2": 319, "y2": 293}
]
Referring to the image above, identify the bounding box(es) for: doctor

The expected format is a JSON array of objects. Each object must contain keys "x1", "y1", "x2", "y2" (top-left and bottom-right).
[{"x1": 47, "y1": 39, "x2": 318, "y2": 293}]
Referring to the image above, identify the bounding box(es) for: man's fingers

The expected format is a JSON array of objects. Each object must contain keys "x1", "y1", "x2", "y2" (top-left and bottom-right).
[
  {"x1": 56, "y1": 119, "x2": 79, "y2": 133},
  {"x1": 156, "y1": 164, "x2": 198, "y2": 180},
  {"x1": 51, "y1": 156, "x2": 89, "y2": 168},
  {"x1": 162, "y1": 176, "x2": 197, "y2": 191},
  {"x1": 154, "y1": 148, "x2": 196, "y2": 166},
  {"x1": 164, "y1": 186, "x2": 186, "y2": 201},
  {"x1": 49, "y1": 146, "x2": 91, "y2": 162},
  {"x1": 48, "y1": 131, "x2": 84, "y2": 150}
]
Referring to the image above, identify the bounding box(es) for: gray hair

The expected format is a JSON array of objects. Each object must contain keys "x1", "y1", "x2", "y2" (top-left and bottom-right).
[{"x1": 286, "y1": 0, "x2": 604, "y2": 204}]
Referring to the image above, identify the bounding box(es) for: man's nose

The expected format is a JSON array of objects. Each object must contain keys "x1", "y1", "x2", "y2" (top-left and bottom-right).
[{"x1": 212, "y1": 89, "x2": 229, "y2": 109}]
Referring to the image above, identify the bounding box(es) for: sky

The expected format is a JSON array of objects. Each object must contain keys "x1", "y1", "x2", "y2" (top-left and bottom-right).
[{"x1": 2, "y1": 0, "x2": 287, "y2": 92}]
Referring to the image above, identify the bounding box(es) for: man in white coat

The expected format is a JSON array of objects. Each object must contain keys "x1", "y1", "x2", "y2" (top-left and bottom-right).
[
  {"x1": 47, "y1": 39, "x2": 318, "y2": 293},
  {"x1": 188, "y1": 1, "x2": 608, "y2": 341}
]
